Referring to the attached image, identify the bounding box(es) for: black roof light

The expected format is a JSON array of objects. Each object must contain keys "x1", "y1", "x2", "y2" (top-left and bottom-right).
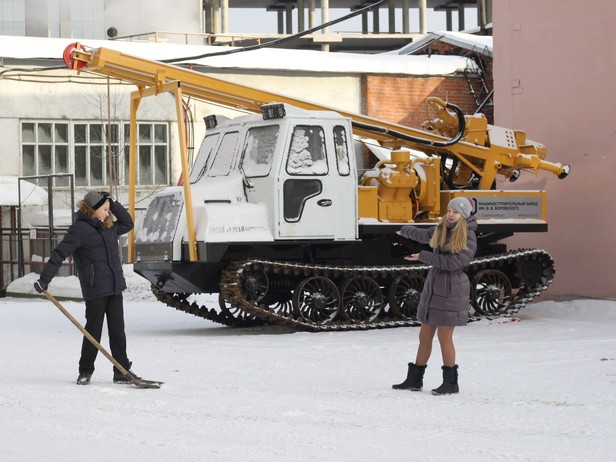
[
  {"x1": 204, "y1": 115, "x2": 218, "y2": 129},
  {"x1": 261, "y1": 103, "x2": 286, "y2": 120}
]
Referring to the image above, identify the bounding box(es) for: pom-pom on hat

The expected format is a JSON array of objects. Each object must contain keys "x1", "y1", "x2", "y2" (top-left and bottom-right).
[
  {"x1": 447, "y1": 197, "x2": 473, "y2": 219},
  {"x1": 84, "y1": 190, "x2": 108, "y2": 210}
]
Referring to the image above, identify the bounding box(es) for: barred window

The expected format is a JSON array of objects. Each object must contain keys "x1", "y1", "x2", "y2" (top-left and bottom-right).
[
  {"x1": 21, "y1": 121, "x2": 70, "y2": 187},
  {"x1": 21, "y1": 120, "x2": 170, "y2": 187},
  {"x1": 125, "y1": 123, "x2": 169, "y2": 185},
  {"x1": 74, "y1": 122, "x2": 119, "y2": 187}
]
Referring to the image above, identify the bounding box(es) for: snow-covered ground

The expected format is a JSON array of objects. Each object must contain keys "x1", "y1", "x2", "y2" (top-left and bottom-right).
[{"x1": 1, "y1": 268, "x2": 615, "y2": 461}]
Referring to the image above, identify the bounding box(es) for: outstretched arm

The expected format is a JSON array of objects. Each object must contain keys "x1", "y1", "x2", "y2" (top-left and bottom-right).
[{"x1": 397, "y1": 225, "x2": 434, "y2": 245}]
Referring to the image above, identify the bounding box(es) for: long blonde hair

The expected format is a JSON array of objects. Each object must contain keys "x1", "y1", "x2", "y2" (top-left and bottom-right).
[{"x1": 429, "y1": 216, "x2": 468, "y2": 253}]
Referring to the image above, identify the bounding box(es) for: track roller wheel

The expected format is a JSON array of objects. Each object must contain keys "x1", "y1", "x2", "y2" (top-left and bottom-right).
[
  {"x1": 240, "y1": 266, "x2": 269, "y2": 304},
  {"x1": 471, "y1": 269, "x2": 512, "y2": 316},
  {"x1": 262, "y1": 290, "x2": 294, "y2": 318},
  {"x1": 339, "y1": 276, "x2": 383, "y2": 322},
  {"x1": 218, "y1": 293, "x2": 260, "y2": 322},
  {"x1": 293, "y1": 276, "x2": 340, "y2": 324},
  {"x1": 517, "y1": 256, "x2": 553, "y2": 287},
  {"x1": 387, "y1": 274, "x2": 424, "y2": 320}
]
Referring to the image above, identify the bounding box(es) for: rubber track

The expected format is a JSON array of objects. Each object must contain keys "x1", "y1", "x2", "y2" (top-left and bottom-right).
[
  {"x1": 151, "y1": 289, "x2": 268, "y2": 328},
  {"x1": 152, "y1": 248, "x2": 554, "y2": 332}
]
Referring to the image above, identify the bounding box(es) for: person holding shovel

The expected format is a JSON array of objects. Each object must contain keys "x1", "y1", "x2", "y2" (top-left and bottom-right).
[{"x1": 33, "y1": 190, "x2": 139, "y2": 386}]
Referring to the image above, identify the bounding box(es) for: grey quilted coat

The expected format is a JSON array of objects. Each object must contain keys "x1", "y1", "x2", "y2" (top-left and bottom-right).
[{"x1": 399, "y1": 216, "x2": 477, "y2": 326}]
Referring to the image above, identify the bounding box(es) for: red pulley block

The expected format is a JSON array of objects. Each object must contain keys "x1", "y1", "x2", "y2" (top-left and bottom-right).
[{"x1": 63, "y1": 42, "x2": 87, "y2": 70}]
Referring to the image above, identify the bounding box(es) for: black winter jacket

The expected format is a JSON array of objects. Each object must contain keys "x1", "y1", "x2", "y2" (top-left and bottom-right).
[{"x1": 40, "y1": 200, "x2": 134, "y2": 301}]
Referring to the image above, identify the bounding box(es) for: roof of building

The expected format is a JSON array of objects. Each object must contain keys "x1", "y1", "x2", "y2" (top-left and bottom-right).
[
  {"x1": 389, "y1": 30, "x2": 493, "y2": 57},
  {"x1": 0, "y1": 35, "x2": 479, "y2": 76}
]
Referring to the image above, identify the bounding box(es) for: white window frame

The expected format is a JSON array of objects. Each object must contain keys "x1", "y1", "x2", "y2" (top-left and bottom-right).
[{"x1": 20, "y1": 119, "x2": 171, "y2": 188}]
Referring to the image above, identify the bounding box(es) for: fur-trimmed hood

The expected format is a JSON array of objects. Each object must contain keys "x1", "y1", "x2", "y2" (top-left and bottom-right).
[{"x1": 77, "y1": 200, "x2": 114, "y2": 228}]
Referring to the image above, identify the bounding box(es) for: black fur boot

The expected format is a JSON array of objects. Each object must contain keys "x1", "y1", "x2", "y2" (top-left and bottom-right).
[
  {"x1": 392, "y1": 363, "x2": 427, "y2": 391},
  {"x1": 431, "y1": 365, "x2": 459, "y2": 395}
]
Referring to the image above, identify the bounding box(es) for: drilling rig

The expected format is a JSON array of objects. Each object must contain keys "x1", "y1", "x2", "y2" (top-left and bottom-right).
[{"x1": 63, "y1": 43, "x2": 570, "y2": 331}]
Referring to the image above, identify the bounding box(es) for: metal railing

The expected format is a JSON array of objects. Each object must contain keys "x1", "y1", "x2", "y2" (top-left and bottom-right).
[
  {"x1": 17, "y1": 174, "x2": 74, "y2": 278},
  {"x1": 111, "y1": 30, "x2": 267, "y2": 46}
]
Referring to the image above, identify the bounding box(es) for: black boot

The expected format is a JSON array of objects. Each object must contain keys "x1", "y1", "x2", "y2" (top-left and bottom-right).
[
  {"x1": 392, "y1": 363, "x2": 426, "y2": 391},
  {"x1": 431, "y1": 365, "x2": 459, "y2": 395},
  {"x1": 76, "y1": 372, "x2": 92, "y2": 385},
  {"x1": 113, "y1": 369, "x2": 141, "y2": 384}
]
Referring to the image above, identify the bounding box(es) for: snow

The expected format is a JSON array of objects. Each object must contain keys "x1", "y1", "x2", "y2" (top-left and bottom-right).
[
  {"x1": 0, "y1": 34, "x2": 479, "y2": 76},
  {"x1": 389, "y1": 31, "x2": 493, "y2": 57},
  {"x1": 2, "y1": 268, "x2": 616, "y2": 461},
  {"x1": 29, "y1": 209, "x2": 74, "y2": 228},
  {"x1": 0, "y1": 176, "x2": 48, "y2": 206}
]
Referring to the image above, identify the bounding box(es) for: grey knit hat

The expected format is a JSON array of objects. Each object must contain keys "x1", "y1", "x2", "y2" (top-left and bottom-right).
[
  {"x1": 84, "y1": 190, "x2": 108, "y2": 210},
  {"x1": 447, "y1": 197, "x2": 473, "y2": 219}
]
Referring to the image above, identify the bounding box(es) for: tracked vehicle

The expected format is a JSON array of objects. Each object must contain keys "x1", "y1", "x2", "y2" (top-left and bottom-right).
[{"x1": 64, "y1": 44, "x2": 570, "y2": 331}]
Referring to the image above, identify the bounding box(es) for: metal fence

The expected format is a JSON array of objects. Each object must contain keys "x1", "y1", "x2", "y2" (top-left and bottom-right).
[{"x1": 0, "y1": 227, "x2": 73, "y2": 294}]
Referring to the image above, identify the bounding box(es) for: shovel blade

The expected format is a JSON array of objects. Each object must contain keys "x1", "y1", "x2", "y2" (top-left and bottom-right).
[{"x1": 131, "y1": 378, "x2": 164, "y2": 389}]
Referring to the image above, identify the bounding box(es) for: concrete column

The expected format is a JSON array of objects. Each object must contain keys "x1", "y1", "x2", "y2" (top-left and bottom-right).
[
  {"x1": 286, "y1": 3, "x2": 293, "y2": 33},
  {"x1": 485, "y1": 0, "x2": 492, "y2": 24},
  {"x1": 309, "y1": 0, "x2": 316, "y2": 29},
  {"x1": 362, "y1": 11, "x2": 369, "y2": 34},
  {"x1": 321, "y1": 0, "x2": 330, "y2": 33},
  {"x1": 458, "y1": 5, "x2": 465, "y2": 31},
  {"x1": 418, "y1": 0, "x2": 427, "y2": 34},
  {"x1": 298, "y1": 0, "x2": 305, "y2": 32},
  {"x1": 277, "y1": 10, "x2": 284, "y2": 33},
  {"x1": 321, "y1": 0, "x2": 330, "y2": 52},
  {"x1": 388, "y1": 0, "x2": 396, "y2": 33},
  {"x1": 477, "y1": 0, "x2": 486, "y2": 30},
  {"x1": 221, "y1": 0, "x2": 229, "y2": 34},
  {"x1": 204, "y1": 0, "x2": 212, "y2": 34},
  {"x1": 212, "y1": 0, "x2": 220, "y2": 34},
  {"x1": 402, "y1": 0, "x2": 410, "y2": 34},
  {"x1": 372, "y1": 4, "x2": 380, "y2": 33}
]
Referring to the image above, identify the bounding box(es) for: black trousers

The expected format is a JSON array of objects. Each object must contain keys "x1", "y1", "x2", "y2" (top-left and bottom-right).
[{"x1": 78, "y1": 294, "x2": 130, "y2": 375}]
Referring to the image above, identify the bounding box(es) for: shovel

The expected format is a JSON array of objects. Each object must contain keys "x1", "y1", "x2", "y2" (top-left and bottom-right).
[{"x1": 43, "y1": 289, "x2": 163, "y2": 389}]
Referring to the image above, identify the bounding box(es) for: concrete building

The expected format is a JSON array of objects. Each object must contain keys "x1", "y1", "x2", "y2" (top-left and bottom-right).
[
  {"x1": 0, "y1": 0, "x2": 491, "y2": 52},
  {"x1": 493, "y1": 0, "x2": 615, "y2": 299}
]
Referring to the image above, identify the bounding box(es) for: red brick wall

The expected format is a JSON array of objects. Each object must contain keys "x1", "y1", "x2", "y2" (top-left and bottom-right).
[{"x1": 362, "y1": 75, "x2": 481, "y2": 129}]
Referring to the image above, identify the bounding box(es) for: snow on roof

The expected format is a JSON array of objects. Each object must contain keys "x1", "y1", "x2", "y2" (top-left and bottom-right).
[
  {"x1": 29, "y1": 209, "x2": 74, "y2": 228},
  {"x1": 0, "y1": 35, "x2": 479, "y2": 76},
  {"x1": 387, "y1": 31, "x2": 493, "y2": 58},
  {"x1": 0, "y1": 176, "x2": 48, "y2": 206}
]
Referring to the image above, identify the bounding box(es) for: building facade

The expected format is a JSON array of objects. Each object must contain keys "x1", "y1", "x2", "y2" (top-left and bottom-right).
[{"x1": 493, "y1": 0, "x2": 615, "y2": 298}]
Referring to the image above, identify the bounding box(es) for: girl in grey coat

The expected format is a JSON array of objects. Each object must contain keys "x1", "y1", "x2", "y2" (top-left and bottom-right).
[{"x1": 392, "y1": 197, "x2": 477, "y2": 395}]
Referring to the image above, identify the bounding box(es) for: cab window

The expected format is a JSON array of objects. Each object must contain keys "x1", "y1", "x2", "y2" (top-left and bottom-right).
[{"x1": 286, "y1": 125, "x2": 328, "y2": 175}]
